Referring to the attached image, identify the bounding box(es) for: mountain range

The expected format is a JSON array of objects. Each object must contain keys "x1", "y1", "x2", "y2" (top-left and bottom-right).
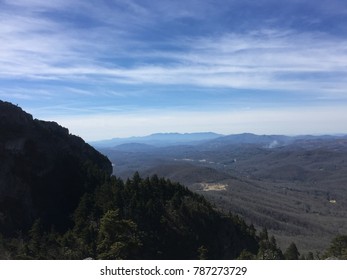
[
  {"x1": 0, "y1": 100, "x2": 263, "y2": 260},
  {"x1": 95, "y1": 132, "x2": 347, "y2": 253},
  {"x1": 1, "y1": 99, "x2": 346, "y2": 259},
  {"x1": 91, "y1": 132, "x2": 223, "y2": 148}
]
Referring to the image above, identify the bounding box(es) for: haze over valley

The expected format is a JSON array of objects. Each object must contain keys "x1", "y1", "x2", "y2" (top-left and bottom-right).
[
  {"x1": 94, "y1": 132, "x2": 347, "y2": 252},
  {"x1": 1, "y1": 0, "x2": 347, "y2": 260}
]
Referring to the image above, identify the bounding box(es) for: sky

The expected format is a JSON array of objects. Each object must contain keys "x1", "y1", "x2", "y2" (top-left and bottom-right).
[{"x1": 1, "y1": 0, "x2": 347, "y2": 141}]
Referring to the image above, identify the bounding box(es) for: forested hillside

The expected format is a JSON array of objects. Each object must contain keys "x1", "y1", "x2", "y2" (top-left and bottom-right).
[
  {"x1": 1, "y1": 100, "x2": 345, "y2": 260},
  {"x1": 0, "y1": 100, "x2": 112, "y2": 235},
  {"x1": 98, "y1": 133, "x2": 347, "y2": 253},
  {"x1": 1, "y1": 173, "x2": 261, "y2": 259},
  {"x1": 0, "y1": 101, "x2": 260, "y2": 259}
]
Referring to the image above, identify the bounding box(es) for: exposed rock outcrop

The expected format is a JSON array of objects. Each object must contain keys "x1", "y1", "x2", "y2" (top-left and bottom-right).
[{"x1": 0, "y1": 100, "x2": 112, "y2": 235}]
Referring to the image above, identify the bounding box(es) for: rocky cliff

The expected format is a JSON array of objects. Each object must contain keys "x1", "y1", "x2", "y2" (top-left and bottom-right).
[{"x1": 0, "y1": 100, "x2": 112, "y2": 235}]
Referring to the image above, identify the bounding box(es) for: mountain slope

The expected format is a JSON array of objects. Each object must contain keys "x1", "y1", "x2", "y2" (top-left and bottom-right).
[
  {"x1": 98, "y1": 132, "x2": 347, "y2": 253},
  {"x1": 0, "y1": 100, "x2": 112, "y2": 235},
  {"x1": 0, "y1": 101, "x2": 265, "y2": 260}
]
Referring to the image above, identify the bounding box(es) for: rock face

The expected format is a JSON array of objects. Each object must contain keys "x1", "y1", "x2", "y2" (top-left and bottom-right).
[{"x1": 0, "y1": 100, "x2": 112, "y2": 235}]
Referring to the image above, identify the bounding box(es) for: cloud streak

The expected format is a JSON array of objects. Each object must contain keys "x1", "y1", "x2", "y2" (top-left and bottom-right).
[
  {"x1": 1, "y1": 7, "x2": 346, "y2": 96},
  {"x1": 1, "y1": 0, "x2": 347, "y2": 138}
]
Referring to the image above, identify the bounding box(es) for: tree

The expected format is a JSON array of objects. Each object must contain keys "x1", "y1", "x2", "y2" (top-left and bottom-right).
[
  {"x1": 257, "y1": 234, "x2": 283, "y2": 260},
  {"x1": 259, "y1": 227, "x2": 269, "y2": 241},
  {"x1": 27, "y1": 219, "x2": 45, "y2": 258},
  {"x1": 97, "y1": 210, "x2": 141, "y2": 259},
  {"x1": 197, "y1": 245, "x2": 208, "y2": 260},
  {"x1": 326, "y1": 235, "x2": 347, "y2": 259},
  {"x1": 284, "y1": 242, "x2": 300, "y2": 260},
  {"x1": 248, "y1": 224, "x2": 256, "y2": 237},
  {"x1": 306, "y1": 251, "x2": 314, "y2": 260},
  {"x1": 132, "y1": 171, "x2": 141, "y2": 186},
  {"x1": 238, "y1": 249, "x2": 255, "y2": 260}
]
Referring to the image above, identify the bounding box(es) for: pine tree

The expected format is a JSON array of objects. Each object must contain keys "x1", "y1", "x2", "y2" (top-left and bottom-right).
[
  {"x1": 284, "y1": 242, "x2": 300, "y2": 260},
  {"x1": 96, "y1": 210, "x2": 141, "y2": 259},
  {"x1": 306, "y1": 251, "x2": 314, "y2": 260},
  {"x1": 326, "y1": 235, "x2": 347, "y2": 259},
  {"x1": 238, "y1": 249, "x2": 255, "y2": 260},
  {"x1": 197, "y1": 245, "x2": 208, "y2": 260},
  {"x1": 27, "y1": 219, "x2": 45, "y2": 258},
  {"x1": 257, "y1": 232, "x2": 283, "y2": 260}
]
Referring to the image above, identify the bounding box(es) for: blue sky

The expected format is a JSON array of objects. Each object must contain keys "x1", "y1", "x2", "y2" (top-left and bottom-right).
[{"x1": 1, "y1": 0, "x2": 347, "y2": 140}]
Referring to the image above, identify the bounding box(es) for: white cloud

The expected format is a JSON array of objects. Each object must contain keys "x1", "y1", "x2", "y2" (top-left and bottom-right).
[
  {"x1": 3, "y1": 0, "x2": 69, "y2": 9},
  {"x1": 1, "y1": 0, "x2": 347, "y2": 141},
  {"x1": 1, "y1": 7, "x2": 346, "y2": 97}
]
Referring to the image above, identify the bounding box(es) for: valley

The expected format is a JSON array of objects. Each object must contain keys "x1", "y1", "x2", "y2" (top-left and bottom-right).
[
  {"x1": 95, "y1": 133, "x2": 347, "y2": 253},
  {"x1": 2, "y1": 100, "x2": 346, "y2": 259}
]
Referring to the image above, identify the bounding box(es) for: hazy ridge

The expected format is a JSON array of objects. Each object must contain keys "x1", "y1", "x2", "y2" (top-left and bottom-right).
[{"x1": 96, "y1": 132, "x2": 347, "y2": 252}]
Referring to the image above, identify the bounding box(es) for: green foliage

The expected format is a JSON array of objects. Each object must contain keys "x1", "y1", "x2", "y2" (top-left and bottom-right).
[
  {"x1": 197, "y1": 245, "x2": 209, "y2": 260},
  {"x1": 325, "y1": 235, "x2": 347, "y2": 259},
  {"x1": 306, "y1": 251, "x2": 314, "y2": 260},
  {"x1": 0, "y1": 173, "x2": 263, "y2": 259},
  {"x1": 96, "y1": 210, "x2": 141, "y2": 259},
  {"x1": 8, "y1": 166, "x2": 339, "y2": 261},
  {"x1": 237, "y1": 250, "x2": 256, "y2": 260},
  {"x1": 27, "y1": 219, "x2": 44, "y2": 258},
  {"x1": 284, "y1": 242, "x2": 300, "y2": 260},
  {"x1": 0, "y1": 101, "x2": 112, "y2": 236},
  {"x1": 257, "y1": 228, "x2": 284, "y2": 260},
  {"x1": 8, "y1": 165, "x2": 330, "y2": 261},
  {"x1": 299, "y1": 251, "x2": 314, "y2": 260}
]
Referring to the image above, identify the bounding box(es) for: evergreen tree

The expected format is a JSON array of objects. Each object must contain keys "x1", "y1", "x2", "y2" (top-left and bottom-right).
[
  {"x1": 96, "y1": 209, "x2": 141, "y2": 259},
  {"x1": 284, "y1": 242, "x2": 300, "y2": 260},
  {"x1": 326, "y1": 235, "x2": 347, "y2": 259},
  {"x1": 27, "y1": 219, "x2": 45, "y2": 259},
  {"x1": 237, "y1": 249, "x2": 256, "y2": 260},
  {"x1": 306, "y1": 251, "x2": 314, "y2": 260},
  {"x1": 0, "y1": 172, "x2": 261, "y2": 260},
  {"x1": 259, "y1": 227, "x2": 269, "y2": 241},
  {"x1": 197, "y1": 245, "x2": 208, "y2": 260},
  {"x1": 257, "y1": 231, "x2": 283, "y2": 260}
]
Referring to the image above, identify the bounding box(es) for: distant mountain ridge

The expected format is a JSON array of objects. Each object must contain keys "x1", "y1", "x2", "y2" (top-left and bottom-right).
[
  {"x1": 92, "y1": 132, "x2": 347, "y2": 150},
  {"x1": 98, "y1": 130, "x2": 347, "y2": 253},
  {"x1": 2, "y1": 100, "x2": 346, "y2": 258},
  {"x1": 91, "y1": 132, "x2": 224, "y2": 147},
  {"x1": 0, "y1": 101, "x2": 263, "y2": 260}
]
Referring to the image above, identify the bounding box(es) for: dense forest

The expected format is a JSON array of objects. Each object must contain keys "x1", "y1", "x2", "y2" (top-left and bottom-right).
[
  {"x1": 0, "y1": 172, "x2": 256, "y2": 259},
  {"x1": 1, "y1": 171, "x2": 345, "y2": 260},
  {"x1": 97, "y1": 132, "x2": 347, "y2": 253},
  {"x1": 0, "y1": 100, "x2": 346, "y2": 259}
]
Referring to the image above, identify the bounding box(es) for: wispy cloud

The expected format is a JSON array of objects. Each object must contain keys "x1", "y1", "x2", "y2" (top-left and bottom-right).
[
  {"x1": 1, "y1": 0, "x2": 347, "y2": 138},
  {"x1": 1, "y1": 5, "x2": 346, "y2": 95}
]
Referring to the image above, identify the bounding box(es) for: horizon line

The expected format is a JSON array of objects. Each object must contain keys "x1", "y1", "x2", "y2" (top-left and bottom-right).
[{"x1": 89, "y1": 131, "x2": 347, "y2": 143}]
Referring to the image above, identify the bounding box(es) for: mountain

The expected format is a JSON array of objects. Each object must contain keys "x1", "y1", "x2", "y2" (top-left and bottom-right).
[
  {"x1": 0, "y1": 100, "x2": 112, "y2": 235},
  {"x1": 91, "y1": 132, "x2": 223, "y2": 148},
  {"x1": 203, "y1": 133, "x2": 292, "y2": 147},
  {"x1": 94, "y1": 132, "x2": 347, "y2": 151},
  {"x1": 203, "y1": 133, "x2": 347, "y2": 149},
  {"x1": 0, "y1": 101, "x2": 264, "y2": 260},
  {"x1": 98, "y1": 132, "x2": 347, "y2": 253},
  {"x1": 108, "y1": 143, "x2": 157, "y2": 152},
  {"x1": 2, "y1": 101, "x2": 344, "y2": 259}
]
